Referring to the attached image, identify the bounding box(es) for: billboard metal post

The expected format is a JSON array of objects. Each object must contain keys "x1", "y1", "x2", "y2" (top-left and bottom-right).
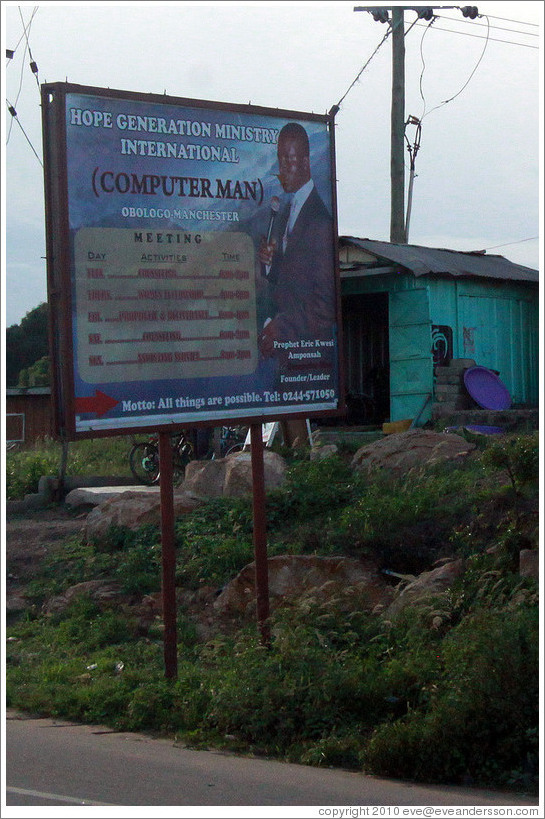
[
  {"x1": 250, "y1": 423, "x2": 271, "y2": 647},
  {"x1": 158, "y1": 431, "x2": 178, "y2": 679}
]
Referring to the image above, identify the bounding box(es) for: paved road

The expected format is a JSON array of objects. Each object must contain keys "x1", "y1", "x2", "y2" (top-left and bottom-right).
[{"x1": 5, "y1": 711, "x2": 539, "y2": 812}]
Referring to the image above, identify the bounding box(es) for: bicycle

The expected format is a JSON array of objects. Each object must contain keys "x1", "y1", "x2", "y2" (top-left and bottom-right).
[
  {"x1": 129, "y1": 431, "x2": 194, "y2": 486},
  {"x1": 210, "y1": 425, "x2": 248, "y2": 458}
]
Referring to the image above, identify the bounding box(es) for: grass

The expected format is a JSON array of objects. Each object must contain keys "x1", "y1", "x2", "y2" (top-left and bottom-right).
[
  {"x1": 5, "y1": 431, "x2": 540, "y2": 793},
  {"x1": 6, "y1": 435, "x2": 132, "y2": 500}
]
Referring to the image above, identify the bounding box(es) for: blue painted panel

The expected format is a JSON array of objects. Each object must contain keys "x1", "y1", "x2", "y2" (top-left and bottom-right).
[
  {"x1": 458, "y1": 294, "x2": 538, "y2": 404},
  {"x1": 389, "y1": 288, "x2": 433, "y2": 421}
]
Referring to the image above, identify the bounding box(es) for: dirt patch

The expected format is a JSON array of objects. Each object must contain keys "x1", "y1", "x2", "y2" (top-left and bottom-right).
[{"x1": 6, "y1": 505, "x2": 87, "y2": 597}]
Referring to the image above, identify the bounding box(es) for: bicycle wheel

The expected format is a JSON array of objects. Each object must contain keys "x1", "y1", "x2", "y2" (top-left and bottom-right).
[
  {"x1": 173, "y1": 438, "x2": 194, "y2": 479},
  {"x1": 224, "y1": 442, "x2": 244, "y2": 456},
  {"x1": 129, "y1": 442, "x2": 160, "y2": 485}
]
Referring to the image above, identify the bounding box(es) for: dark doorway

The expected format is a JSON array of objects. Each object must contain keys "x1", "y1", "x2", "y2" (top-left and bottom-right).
[{"x1": 342, "y1": 292, "x2": 390, "y2": 424}]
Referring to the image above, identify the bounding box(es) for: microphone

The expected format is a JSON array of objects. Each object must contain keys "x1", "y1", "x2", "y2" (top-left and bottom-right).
[{"x1": 266, "y1": 196, "x2": 280, "y2": 244}]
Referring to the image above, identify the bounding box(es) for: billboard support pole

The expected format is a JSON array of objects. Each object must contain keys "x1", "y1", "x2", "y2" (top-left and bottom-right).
[
  {"x1": 158, "y1": 431, "x2": 178, "y2": 679},
  {"x1": 250, "y1": 423, "x2": 271, "y2": 647}
]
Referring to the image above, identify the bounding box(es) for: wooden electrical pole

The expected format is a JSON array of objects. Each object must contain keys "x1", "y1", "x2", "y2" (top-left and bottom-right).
[
  {"x1": 390, "y1": 6, "x2": 407, "y2": 243},
  {"x1": 356, "y1": 5, "x2": 471, "y2": 242}
]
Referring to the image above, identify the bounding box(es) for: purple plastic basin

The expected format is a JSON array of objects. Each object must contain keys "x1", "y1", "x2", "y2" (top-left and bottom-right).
[{"x1": 463, "y1": 366, "x2": 511, "y2": 411}]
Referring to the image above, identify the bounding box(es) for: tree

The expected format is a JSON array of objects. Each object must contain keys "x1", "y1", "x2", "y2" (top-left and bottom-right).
[
  {"x1": 17, "y1": 355, "x2": 51, "y2": 387},
  {"x1": 6, "y1": 303, "x2": 50, "y2": 386}
]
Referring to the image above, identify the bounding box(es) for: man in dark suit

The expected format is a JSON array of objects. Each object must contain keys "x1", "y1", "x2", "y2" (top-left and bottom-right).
[{"x1": 257, "y1": 122, "x2": 335, "y2": 360}]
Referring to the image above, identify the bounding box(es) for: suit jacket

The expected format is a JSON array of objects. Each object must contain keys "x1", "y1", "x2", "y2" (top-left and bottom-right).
[{"x1": 266, "y1": 185, "x2": 335, "y2": 344}]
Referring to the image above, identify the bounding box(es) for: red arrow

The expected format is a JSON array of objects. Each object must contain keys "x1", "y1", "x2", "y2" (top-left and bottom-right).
[{"x1": 75, "y1": 390, "x2": 119, "y2": 416}]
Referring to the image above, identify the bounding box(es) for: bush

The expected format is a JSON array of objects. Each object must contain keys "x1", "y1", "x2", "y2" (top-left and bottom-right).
[
  {"x1": 6, "y1": 436, "x2": 132, "y2": 500},
  {"x1": 481, "y1": 433, "x2": 539, "y2": 493},
  {"x1": 6, "y1": 444, "x2": 59, "y2": 499},
  {"x1": 364, "y1": 608, "x2": 539, "y2": 789}
]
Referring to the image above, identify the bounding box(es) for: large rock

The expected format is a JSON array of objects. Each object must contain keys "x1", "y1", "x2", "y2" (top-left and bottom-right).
[
  {"x1": 65, "y1": 485, "x2": 159, "y2": 509},
  {"x1": 384, "y1": 558, "x2": 465, "y2": 618},
  {"x1": 182, "y1": 450, "x2": 287, "y2": 500},
  {"x1": 83, "y1": 451, "x2": 287, "y2": 542},
  {"x1": 84, "y1": 488, "x2": 203, "y2": 542},
  {"x1": 351, "y1": 429, "x2": 475, "y2": 474},
  {"x1": 182, "y1": 458, "x2": 227, "y2": 498},
  {"x1": 519, "y1": 549, "x2": 539, "y2": 581},
  {"x1": 43, "y1": 580, "x2": 122, "y2": 615},
  {"x1": 213, "y1": 554, "x2": 395, "y2": 617}
]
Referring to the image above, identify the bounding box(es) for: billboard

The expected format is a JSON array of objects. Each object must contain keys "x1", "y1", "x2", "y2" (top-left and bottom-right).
[{"x1": 42, "y1": 83, "x2": 343, "y2": 437}]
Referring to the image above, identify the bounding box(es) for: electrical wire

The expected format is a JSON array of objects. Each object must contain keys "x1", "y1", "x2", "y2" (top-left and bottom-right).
[
  {"x1": 6, "y1": 38, "x2": 28, "y2": 144},
  {"x1": 18, "y1": 6, "x2": 40, "y2": 90},
  {"x1": 6, "y1": 7, "x2": 41, "y2": 145},
  {"x1": 479, "y1": 237, "x2": 539, "y2": 252},
  {"x1": 417, "y1": 17, "x2": 435, "y2": 120},
  {"x1": 474, "y1": 14, "x2": 538, "y2": 27},
  {"x1": 421, "y1": 15, "x2": 491, "y2": 121},
  {"x1": 413, "y1": 20, "x2": 538, "y2": 49},
  {"x1": 5, "y1": 99, "x2": 43, "y2": 166},
  {"x1": 435, "y1": 13, "x2": 539, "y2": 38},
  {"x1": 334, "y1": 22, "x2": 395, "y2": 111},
  {"x1": 5, "y1": 6, "x2": 39, "y2": 67},
  {"x1": 334, "y1": 11, "x2": 420, "y2": 113}
]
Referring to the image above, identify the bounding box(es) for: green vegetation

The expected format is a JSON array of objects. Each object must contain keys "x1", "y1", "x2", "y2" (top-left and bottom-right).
[
  {"x1": 6, "y1": 436, "x2": 132, "y2": 500},
  {"x1": 6, "y1": 302, "x2": 49, "y2": 387},
  {"x1": 6, "y1": 432, "x2": 539, "y2": 794}
]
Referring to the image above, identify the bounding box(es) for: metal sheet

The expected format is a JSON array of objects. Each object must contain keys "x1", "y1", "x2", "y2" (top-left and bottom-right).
[{"x1": 389, "y1": 288, "x2": 433, "y2": 421}]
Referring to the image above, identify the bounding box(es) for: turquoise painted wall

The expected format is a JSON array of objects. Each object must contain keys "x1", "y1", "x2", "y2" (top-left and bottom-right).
[
  {"x1": 427, "y1": 277, "x2": 539, "y2": 405},
  {"x1": 341, "y1": 272, "x2": 539, "y2": 419}
]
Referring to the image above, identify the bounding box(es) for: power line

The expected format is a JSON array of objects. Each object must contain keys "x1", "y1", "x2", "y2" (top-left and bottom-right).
[
  {"x1": 18, "y1": 5, "x2": 41, "y2": 90},
  {"x1": 418, "y1": 15, "x2": 490, "y2": 121},
  {"x1": 334, "y1": 21, "x2": 396, "y2": 111},
  {"x1": 5, "y1": 99, "x2": 43, "y2": 167},
  {"x1": 479, "y1": 237, "x2": 539, "y2": 252},
  {"x1": 6, "y1": 37, "x2": 29, "y2": 144},
  {"x1": 413, "y1": 20, "x2": 538, "y2": 49},
  {"x1": 435, "y1": 12, "x2": 539, "y2": 37},
  {"x1": 5, "y1": 5, "x2": 39, "y2": 66},
  {"x1": 485, "y1": 14, "x2": 539, "y2": 27}
]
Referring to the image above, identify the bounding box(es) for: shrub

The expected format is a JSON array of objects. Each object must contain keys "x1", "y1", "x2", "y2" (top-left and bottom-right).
[
  {"x1": 481, "y1": 433, "x2": 539, "y2": 493},
  {"x1": 364, "y1": 607, "x2": 539, "y2": 789},
  {"x1": 6, "y1": 444, "x2": 59, "y2": 499}
]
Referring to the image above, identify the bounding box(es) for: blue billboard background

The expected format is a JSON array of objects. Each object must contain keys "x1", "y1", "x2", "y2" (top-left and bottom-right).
[{"x1": 63, "y1": 89, "x2": 339, "y2": 432}]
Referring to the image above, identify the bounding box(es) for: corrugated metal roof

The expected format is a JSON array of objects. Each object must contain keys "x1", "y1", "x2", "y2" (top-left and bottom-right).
[{"x1": 340, "y1": 237, "x2": 539, "y2": 283}]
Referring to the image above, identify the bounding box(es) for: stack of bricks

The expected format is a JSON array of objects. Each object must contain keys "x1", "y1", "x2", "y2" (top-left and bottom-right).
[{"x1": 432, "y1": 358, "x2": 478, "y2": 419}]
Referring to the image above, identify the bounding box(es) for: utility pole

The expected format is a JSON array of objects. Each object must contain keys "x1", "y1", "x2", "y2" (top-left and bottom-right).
[
  {"x1": 354, "y1": 6, "x2": 478, "y2": 243},
  {"x1": 390, "y1": 6, "x2": 406, "y2": 243}
]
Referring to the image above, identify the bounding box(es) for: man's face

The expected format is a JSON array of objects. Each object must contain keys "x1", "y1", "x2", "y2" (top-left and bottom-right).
[{"x1": 277, "y1": 135, "x2": 310, "y2": 193}]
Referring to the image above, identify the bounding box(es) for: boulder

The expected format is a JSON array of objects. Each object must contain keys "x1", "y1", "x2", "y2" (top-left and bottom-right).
[
  {"x1": 83, "y1": 488, "x2": 203, "y2": 542},
  {"x1": 65, "y1": 485, "x2": 159, "y2": 509},
  {"x1": 351, "y1": 429, "x2": 475, "y2": 474},
  {"x1": 224, "y1": 451, "x2": 286, "y2": 496},
  {"x1": 83, "y1": 451, "x2": 287, "y2": 542},
  {"x1": 182, "y1": 458, "x2": 228, "y2": 499},
  {"x1": 213, "y1": 554, "x2": 395, "y2": 617},
  {"x1": 384, "y1": 558, "x2": 465, "y2": 618},
  {"x1": 43, "y1": 579, "x2": 122, "y2": 615},
  {"x1": 519, "y1": 549, "x2": 539, "y2": 581},
  {"x1": 310, "y1": 443, "x2": 339, "y2": 461},
  {"x1": 182, "y1": 450, "x2": 287, "y2": 500},
  {"x1": 6, "y1": 595, "x2": 29, "y2": 615}
]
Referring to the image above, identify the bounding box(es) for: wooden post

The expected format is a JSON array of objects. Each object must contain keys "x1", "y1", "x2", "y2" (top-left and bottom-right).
[
  {"x1": 158, "y1": 432, "x2": 178, "y2": 679},
  {"x1": 391, "y1": 6, "x2": 407, "y2": 243},
  {"x1": 250, "y1": 423, "x2": 271, "y2": 646}
]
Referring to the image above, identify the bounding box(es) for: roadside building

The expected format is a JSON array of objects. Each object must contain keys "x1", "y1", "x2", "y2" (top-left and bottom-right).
[
  {"x1": 339, "y1": 237, "x2": 539, "y2": 425},
  {"x1": 6, "y1": 387, "x2": 54, "y2": 446}
]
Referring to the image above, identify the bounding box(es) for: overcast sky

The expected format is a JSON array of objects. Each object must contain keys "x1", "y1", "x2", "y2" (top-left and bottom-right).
[{"x1": 2, "y1": 0, "x2": 542, "y2": 328}]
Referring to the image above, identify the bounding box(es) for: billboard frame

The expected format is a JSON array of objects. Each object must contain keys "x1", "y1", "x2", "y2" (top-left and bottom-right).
[{"x1": 42, "y1": 81, "x2": 345, "y2": 440}]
